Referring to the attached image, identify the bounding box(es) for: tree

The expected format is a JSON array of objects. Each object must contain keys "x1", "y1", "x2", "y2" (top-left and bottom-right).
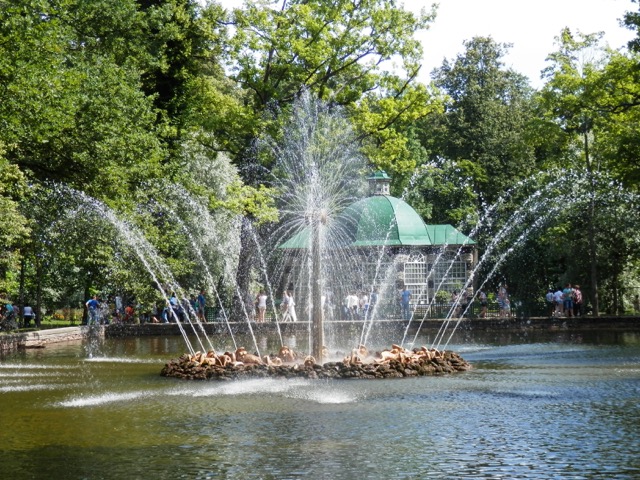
[
  {"x1": 221, "y1": 0, "x2": 442, "y2": 174},
  {"x1": 216, "y1": 0, "x2": 443, "y2": 308},
  {"x1": 0, "y1": 147, "x2": 30, "y2": 294},
  {"x1": 0, "y1": 0, "x2": 251, "y2": 316},
  {"x1": 0, "y1": 0, "x2": 166, "y2": 201},
  {"x1": 418, "y1": 37, "x2": 537, "y2": 216},
  {"x1": 536, "y1": 28, "x2": 640, "y2": 315}
]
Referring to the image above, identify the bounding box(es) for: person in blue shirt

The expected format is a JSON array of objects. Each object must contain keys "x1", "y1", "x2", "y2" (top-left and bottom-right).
[
  {"x1": 401, "y1": 287, "x2": 411, "y2": 320},
  {"x1": 85, "y1": 295, "x2": 100, "y2": 325},
  {"x1": 197, "y1": 289, "x2": 206, "y2": 322}
]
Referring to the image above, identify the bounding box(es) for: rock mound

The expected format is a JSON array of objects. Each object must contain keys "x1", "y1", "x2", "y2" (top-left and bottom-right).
[{"x1": 161, "y1": 345, "x2": 471, "y2": 381}]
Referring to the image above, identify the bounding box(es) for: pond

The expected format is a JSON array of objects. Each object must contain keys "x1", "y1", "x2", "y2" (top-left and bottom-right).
[{"x1": 1, "y1": 329, "x2": 639, "y2": 479}]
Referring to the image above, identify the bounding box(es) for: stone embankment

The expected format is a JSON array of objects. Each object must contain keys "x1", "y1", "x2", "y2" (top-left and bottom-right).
[
  {"x1": 161, "y1": 345, "x2": 470, "y2": 381},
  {"x1": 0, "y1": 326, "x2": 98, "y2": 354}
]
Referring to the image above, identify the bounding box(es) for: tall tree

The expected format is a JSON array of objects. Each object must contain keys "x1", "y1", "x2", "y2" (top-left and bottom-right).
[
  {"x1": 536, "y1": 28, "x2": 640, "y2": 315},
  {"x1": 0, "y1": 0, "x2": 166, "y2": 200},
  {"x1": 215, "y1": 0, "x2": 443, "y2": 307},
  {"x1": 221, "y1": 0, "x2": 441, "y2": 174},
  {"x1": 415, "y1": 36, "x2": 536, "y2": 224}
]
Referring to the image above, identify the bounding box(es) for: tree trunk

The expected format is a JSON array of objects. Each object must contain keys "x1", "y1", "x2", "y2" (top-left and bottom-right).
[
  {"x1": 233, "y1": 218, "x2": 256, "y2": 320},
  {"x1": 18, "y1": 255, "x2": 26, "y2": 326},
  {"x1": 612, "y1": 269, "x2": 619, "y2": 315},
  {"x1": 584, "y1": 129, "x2": 599, "y2": 316},
  {"x1": 35, "y1": 256, "x2": 42, "y2": 328}
]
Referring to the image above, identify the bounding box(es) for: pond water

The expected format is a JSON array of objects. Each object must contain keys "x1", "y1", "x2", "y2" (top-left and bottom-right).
[{"x1": 1, "y1": 329, "x2": 639, "y2": 479}]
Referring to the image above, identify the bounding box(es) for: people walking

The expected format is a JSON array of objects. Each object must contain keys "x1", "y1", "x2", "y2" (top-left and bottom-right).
[
  {"x1": 553, "y1": 287, "x2": 564, "y2": 317},
  {"x1": 478, "y1": 290, "x2": 488, "y2": 318},
  {"x1": 545, "y1": 289, "x2": 554, "y2": 316},
  {"x1": 197, "y1": 289, "x2": 206, "y2": 322},
  {"x1": 345, "y1": 291, "x2": 358, "y2": 320},
  {"x1": 286, "y1": 290, "x2": 297, "y2": 322},
  {"x1": 497, "y1": 283, "x2": 510, "y2": 318}
]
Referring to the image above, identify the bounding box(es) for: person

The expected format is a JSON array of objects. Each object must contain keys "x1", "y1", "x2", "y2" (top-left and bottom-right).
[
  {"x1": 197, "y1": 289, "x2": 206, "y2": 322},
  {"x1": 497, "y1": 283, "x2": 509, "y2": 317},
  {"x1": 115, "y1": 295, "x2": 123, "y2": 317},
  {"x1": 3, "y1": 299, "x2": 15, "y2": 321},
  {"x1": 22, "y1": 303, "x2": 34, "y2": 328},
  {"x1": 256, "y1": 290, "x2": 267, "y2": 323},
  {"x1": 286, "y1": 290, "x2": 297, "y2": 322},
  {"x1": 161, "y1": 302, "x2": 170, "y2": 323},
  {"x1": 545, "y1": 289, "x2": 555, "y2": 317},
  {"x1": 85, "y1": 295, "x2": 100, "y2": 325},
  {"x1": 478, "y1": 290, "x2": 488, "y2": 318},
  {"x1": 503, "y1": 296, "x2": 512, "y2": 317},
  {"x1": 123, "y1": 304, "x2": 135, "y2": 323},
  {"x1": 553, "y1": 287, "x2": 564, "y2": 317},
  {"x1": 99, "y1": 299, "x2": 110, "y2": 324},
  {"x1": 1, "y1": 299, "x2": 17, "y2": 330},
  {"x1": 633, "y1": 294, "x2": 640, "y2": 314},
  {"x1": 359, "y1": 292, "x2": 369, "y2": 320},
  {"x1": 562, "y1": 283, "x2": 574, "y2": 318},
  {"x1": 169, "y1": 292, "x2": 178, "y2": 308},
  {"x1": 280, "y1": 291, "x2": 291, "y2": 322},
  {"x1": 450, "y1": 290, "x2": 460, "y2": 316},
  {"x1": 401, "y1": 286, "x2": 411, "y2": 320},
  {"x1": 346, "y1": 291, "x2": 359, "y2": 320},
  {"x1": 459, "y1": 289, "x2": 470, "y2": 317},
  {"x1": 573, "y1": 285, "x2": 583, "y2": 317},
  {"x1": 189, "y1": 294, "x2": 198, "y2": 314}
]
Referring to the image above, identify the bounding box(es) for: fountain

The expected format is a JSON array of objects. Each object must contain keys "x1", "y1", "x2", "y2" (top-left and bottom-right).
[
  {"x1": 160, "y1": 92, "x2": 473, "y2": 380},
  {"x1": 20, "y1": 94, "x2": 628, "y2": 383}
]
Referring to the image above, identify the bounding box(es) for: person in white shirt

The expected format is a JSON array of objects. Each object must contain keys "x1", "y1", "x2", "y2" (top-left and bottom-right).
[
  {"x1": 286, "y1": 290, "x2": 297, "y2": 322},
  {"x1": 255, "y1": 290, "x2": 268, "y2": 323},
  {"x1": 23, "y1": 304, "x2": 34, "y2": 327},
  {"x1": 552, "y1": 288, "x2": 564, "y2": 317}
]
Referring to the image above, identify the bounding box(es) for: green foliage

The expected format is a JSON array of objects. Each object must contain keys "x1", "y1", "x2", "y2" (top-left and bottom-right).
[
  {"x1": 0, "y1": 0, "x2": 165, "y2": 201},
  {"x1": 0, "y1": 148, "x2": 30, "y2": 293},
  {"x1": 0, "y1": 0, "x2": 638, "y2": 320},
  {"x1": 418, "y1": 37, "x2": 537, "y2": 210},
  {"x1": 405, "y1": 162, "x2": 477, "y2": 225},
  {"x1": 224, "y1": 0, "x2": 442, "y2": 175}
]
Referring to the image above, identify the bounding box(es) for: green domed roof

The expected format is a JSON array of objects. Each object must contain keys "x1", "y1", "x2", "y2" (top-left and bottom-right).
[
  {"x1": 278, "y1": 195, "x2": 475, "y2": 249},
  {"x1": 336, "y1": 195, "x2": 432, "y2": 246}
]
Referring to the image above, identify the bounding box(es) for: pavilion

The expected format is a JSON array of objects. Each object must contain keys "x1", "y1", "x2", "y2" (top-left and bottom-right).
[{"x1": 277, "y1": 171, "x2": 476, "y2": 310}]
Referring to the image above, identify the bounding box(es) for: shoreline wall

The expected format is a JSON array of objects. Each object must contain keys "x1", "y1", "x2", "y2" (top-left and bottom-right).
[
  {"x1": 0, "y1": 326, "x2": 99, "y2": 355},
  {"x1": 103, "y1": 316, "x2": 640, "y2": 338},
  {"x1": 2, "y1": 317, "x2": 640, "y2": 355}
]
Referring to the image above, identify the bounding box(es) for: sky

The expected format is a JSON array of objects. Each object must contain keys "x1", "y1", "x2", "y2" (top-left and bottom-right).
[
  {"x1": 410, "y1": 0, "x2": 635, "y2": 87},
  {"x1": 216, "y1": 0, "x2": 637, "y2": 88}
]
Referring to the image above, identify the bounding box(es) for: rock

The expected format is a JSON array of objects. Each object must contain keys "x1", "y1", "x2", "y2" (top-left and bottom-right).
[{"x1": 160, "y1": 345, "x2": 470, "y2": 381}]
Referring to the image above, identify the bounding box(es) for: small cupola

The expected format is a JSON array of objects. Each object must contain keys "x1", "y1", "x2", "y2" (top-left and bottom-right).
[{"x1": 366, "y1": 170, "x2": 391, "y2": 196}]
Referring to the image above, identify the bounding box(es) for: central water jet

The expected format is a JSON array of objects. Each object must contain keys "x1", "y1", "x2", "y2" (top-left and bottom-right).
[{"x1": 310, "y1": 208, "x2": 327, "y2": 362}]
